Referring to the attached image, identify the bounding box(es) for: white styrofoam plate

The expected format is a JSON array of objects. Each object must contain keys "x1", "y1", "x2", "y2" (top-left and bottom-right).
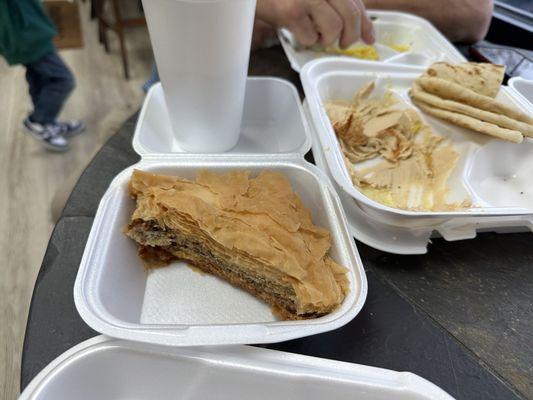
[
  {"x1": 75, "y1": 77, "x2": 367, "y2": 346},
  {"x1": 133, "y1": 78, "x2": 311, "y2": 156},
  {"x1": 508, "y1": 77, "x2": 533, "y2": 107},
  {"x1": 74, "y1": 158, "x2": 366, "y2": 346},
  {"x1": 301, "y1": 58, "x2": 533, "y2": 231},
  {"x1": 279, "y1": 10, "x2": 465, "y2": 72},
  {"x1": 305, "y1": 101, "x2": 533, "y2": 254},
  {"x1": 19, "y1": 336, "x2": 455, "y2": 400}
]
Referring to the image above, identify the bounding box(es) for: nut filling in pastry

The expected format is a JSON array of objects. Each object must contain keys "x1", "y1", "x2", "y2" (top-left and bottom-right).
[{"x1": 125, "y1": 169, "x2": 349, "y2": 320}]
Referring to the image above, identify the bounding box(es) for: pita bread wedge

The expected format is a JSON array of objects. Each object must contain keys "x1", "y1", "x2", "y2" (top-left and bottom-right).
[
  {"x1": 410, "y1": 83, "x2": 533, "y2": 138},
  {"x1": 424, "y1": 62, "x2": 505, "y2": 98},
  {"x1": 413, "y1": 100, "x2": 523, "y2": 143},
  {"x1": 417, "y1": 77, "x2": 533, "y2": 126}
]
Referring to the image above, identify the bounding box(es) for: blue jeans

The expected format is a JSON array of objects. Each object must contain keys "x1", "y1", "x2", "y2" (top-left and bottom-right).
[{"x1": 24, "y1": 50, "x2": 75, "y2": 124}]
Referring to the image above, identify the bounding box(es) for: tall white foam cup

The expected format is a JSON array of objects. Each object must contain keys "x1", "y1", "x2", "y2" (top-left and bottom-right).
[{"x1": 142, "y1": 0, "x2": 256, "y2": 152}]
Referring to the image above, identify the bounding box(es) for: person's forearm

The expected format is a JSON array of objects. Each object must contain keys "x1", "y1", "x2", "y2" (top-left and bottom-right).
[{"x1": 364, "y1": 0, "x2": 493, "y2": 43}]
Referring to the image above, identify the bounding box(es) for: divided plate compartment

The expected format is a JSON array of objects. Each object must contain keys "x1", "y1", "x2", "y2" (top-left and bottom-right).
[
  {"x1": 508, "y1": 77, "x2": 533, "y2": 107},
  {"x1": 74, "y1": 77, "x2": 367, "y2": 346},
  {"x1": 19, "y1": 336, "x2": 455, "y2": 400},
  {"x1": 301, "y1": 58, "x2": 533, "y2": 241},
  {"x1": 305, "y1": 102, "x2": 533, "y2": 254},
  {"x1": 278, "y1": 10, "x2": 466, "y2": 73}
]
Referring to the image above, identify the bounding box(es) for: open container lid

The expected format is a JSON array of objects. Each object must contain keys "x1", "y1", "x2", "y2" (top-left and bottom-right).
[
  {"x1": 74, "y1": 77, "x2": 367, "y2": 346},
  {"x1": 19, "y1": 336, "x2": 455, "y2": 400},
  {"x1": 132, "y1": 78, "x2": 312, "y2": 157},
  {"x1": 279, "y1": 10, "x2": 466, "y2": 73}
]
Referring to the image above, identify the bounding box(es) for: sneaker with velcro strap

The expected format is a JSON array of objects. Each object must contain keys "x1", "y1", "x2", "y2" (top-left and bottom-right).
[
  {"x1": 55, "y1": 120, "x2": 86, "y2": 138},
  {"x1": 23, "y1": 118, "x2": 70, "y2": 152}
]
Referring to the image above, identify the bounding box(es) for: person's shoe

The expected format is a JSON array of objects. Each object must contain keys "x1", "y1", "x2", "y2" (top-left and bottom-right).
[
  {"x1": 55, "y1": 120, "x2": 86, "y2": 138},
  {"x1": 23, "y1": 118, "x2": 70, "y2": 152}
]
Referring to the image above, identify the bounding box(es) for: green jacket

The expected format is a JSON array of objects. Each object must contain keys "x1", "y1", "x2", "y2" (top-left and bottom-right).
[{"x1": 0, "y1": 0, "x2": 57, "y2": 65}]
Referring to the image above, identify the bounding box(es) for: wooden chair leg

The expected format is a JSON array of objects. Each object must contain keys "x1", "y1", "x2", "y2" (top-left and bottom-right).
[
  {"x1": 117, "y1": 29, "x2": 130, "y2": 79},
  {"x1": 98, "y1": 19, "x2": 103, "y2": 44},
  {"x1": 95, "y1": 0, "x2": 109, "y2": 51},
  {"x1": 90, "y1": 0, "x2": 97, "y2": 19},
  {"x1": 112, "y1": 0, "x2": 130, "y2": 79},
  {"x1": 100, "y1": 20, "x2": 110, "y2": 52}
]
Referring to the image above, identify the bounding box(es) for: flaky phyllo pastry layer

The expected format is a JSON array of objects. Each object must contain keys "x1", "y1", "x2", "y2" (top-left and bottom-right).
[{"x1": 125, "y1": 169, "x2": 349, "y2": 320}]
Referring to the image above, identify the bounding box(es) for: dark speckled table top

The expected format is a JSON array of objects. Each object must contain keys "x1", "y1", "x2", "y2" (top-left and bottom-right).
[{"x1": 21, "y1": 46, "x2": 533, "y2": 399}]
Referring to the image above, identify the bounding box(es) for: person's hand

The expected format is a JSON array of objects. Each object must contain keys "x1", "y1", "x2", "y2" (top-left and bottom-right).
[{"x1": 256, "y1": 0, "x2": 375, "y2": 48}]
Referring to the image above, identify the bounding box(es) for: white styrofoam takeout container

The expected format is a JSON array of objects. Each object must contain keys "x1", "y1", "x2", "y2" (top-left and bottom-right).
[
  {"x1": 19, "y1": 336, "x2": 455, "y2": 400},
  {"x1": 301, "y1": 58, "x2": 533, "y2": 233},
  {"x1": 279, "y1": 10, "x2": 466, "y2": 73},
  {"x1": 74, "y1": 78, "x2": 367, "y2": 346},
  {"x1": 133, "y1": 78, "x2": 312, "y2": 155},
  {"x1": 305, "y1": 102, "x2": 533, "y2": 254},
  {"x1": 508, "y1": 77, "x2": 533, "y2": 107}
]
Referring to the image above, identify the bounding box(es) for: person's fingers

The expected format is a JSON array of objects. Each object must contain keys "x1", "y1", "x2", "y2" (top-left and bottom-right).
[
  {"x1": 255, "y1": 0, "x2": 319, "y2": 46},
  {"x1": 255, "y1": 0, "x2": 282, "y2": 27},
  {"x1": 327, "y1": 0, "x2": 360, "y2": 48},
  {"x1": 288, "y1": 14, "x2": 320, "y2": 46},
  {"x1": 255, "y1": 0, "x2": 371, "y2": 47},
  {"x1": 355, "y1": 0, "x2": 375, "y2": 44},
  {"x1": 308, "y1": 0, "x2": 343, "y2": 46}
]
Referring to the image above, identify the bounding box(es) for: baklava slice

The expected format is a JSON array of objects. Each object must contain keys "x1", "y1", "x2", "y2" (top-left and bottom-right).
[{"x1": 125, "y1": 169, "x2": 348, "y2": 320}]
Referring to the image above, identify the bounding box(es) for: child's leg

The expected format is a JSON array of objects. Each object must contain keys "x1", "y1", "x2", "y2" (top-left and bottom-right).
[
  {"x1": 24, "y1": 50, "x2": 75, "y2": 125},
  {"x1": 25, "y1": 67, "x2": 43, "y2": 107}
]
